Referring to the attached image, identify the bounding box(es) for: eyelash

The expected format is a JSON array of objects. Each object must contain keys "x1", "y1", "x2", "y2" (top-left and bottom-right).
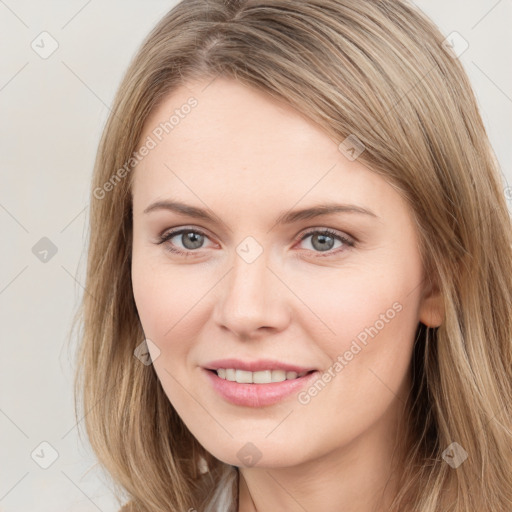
[{"x1": 156, "y1": 227, "x2": 355, "y2": 258}]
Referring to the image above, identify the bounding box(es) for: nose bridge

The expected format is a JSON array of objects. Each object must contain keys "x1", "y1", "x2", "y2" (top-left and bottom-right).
[{"x1": 214, "y1": 241, "x2": 289, "y2": 336}]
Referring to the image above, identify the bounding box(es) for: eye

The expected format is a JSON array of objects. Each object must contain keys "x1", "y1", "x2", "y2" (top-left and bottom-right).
[
  {"x1": 295, "y1": 228, "x2": 354, "y2": 257},
  {"x1": 156, "y1": 228, "x2": 214, "y2": 257},
  {"x1": 156, "y1": 227, "x2": 355, "y2": 258}
]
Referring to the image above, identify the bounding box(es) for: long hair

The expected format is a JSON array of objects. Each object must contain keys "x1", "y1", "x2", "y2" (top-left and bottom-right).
[{"x1": 71, "y1": 1, "x2": 512, "y2": 510}]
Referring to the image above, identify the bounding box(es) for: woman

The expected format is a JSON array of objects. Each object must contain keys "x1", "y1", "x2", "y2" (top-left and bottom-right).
[{"x1": 73, "y1": 0, "x2": 512, "y2": 510}]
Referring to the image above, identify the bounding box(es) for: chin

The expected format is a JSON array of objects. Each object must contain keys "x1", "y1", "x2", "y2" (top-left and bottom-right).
[{"x1": 203, "y1": 439, "x2": 310, "y2": 470}]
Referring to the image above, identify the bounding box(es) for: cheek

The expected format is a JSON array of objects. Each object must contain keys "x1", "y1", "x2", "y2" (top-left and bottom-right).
[
  {"x1": 131, "y1": 248, "x2": 202, "y2": 337},
  {"x1": 291, "y1": 275, "x2": 419, "y2": 455},
  {"x1": 131, "y1": 258, "x2": 169, "y2": 338},
  {"x1": 131, "y1": 249, "x2": 219, "y2": 375},
  {"x1": 296, "y1": 265, "x2": 420, "y2": 398},
  {"x1": 292, "y1": 265, "x2": 415, "y2": 351}
]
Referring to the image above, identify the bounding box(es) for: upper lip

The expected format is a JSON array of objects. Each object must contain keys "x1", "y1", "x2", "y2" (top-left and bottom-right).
[{"x1": 203, "y1": 358, "x2": 317, "y2": 373}]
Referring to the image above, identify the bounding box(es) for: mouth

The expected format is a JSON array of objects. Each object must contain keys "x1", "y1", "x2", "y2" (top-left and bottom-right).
[
  {"x1": 206, "y1": 368, "x2": 316, "y2": 384},
  {"x1": 204, "y1": 358, "x2": 317, "y2": 376},
  {"x1": 203, "y1": 367, "x2": 320, "y2": 407}
]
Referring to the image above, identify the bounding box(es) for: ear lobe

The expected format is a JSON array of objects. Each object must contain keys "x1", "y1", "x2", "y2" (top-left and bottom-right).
[{"x1": 419, "y1": 277, "x2": 444, "y2": 327}]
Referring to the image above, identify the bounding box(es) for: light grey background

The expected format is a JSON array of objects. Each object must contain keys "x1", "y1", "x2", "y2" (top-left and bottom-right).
[{"x1": 1, "y1": 1, "x2": 511, "y2": 510}]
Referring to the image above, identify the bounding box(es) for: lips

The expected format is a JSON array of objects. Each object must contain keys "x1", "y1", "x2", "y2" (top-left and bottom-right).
[
  {"x1": 203, "y1": 367, "x2": 320, "y2": 407},
  {"x1": 203, "y1": 358, "x2": 316, "y2": 374}
]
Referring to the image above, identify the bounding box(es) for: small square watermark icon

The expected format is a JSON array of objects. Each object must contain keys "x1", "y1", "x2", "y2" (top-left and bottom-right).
[
  {"x1": 31, "y1": 31, "x2": 59, "y2": 59},
  {"x1": 236, "y1": 442, "x2": 262, "y2": 466},
  {"x1": 338, "y1": 134, "x2": 365, "y2": 161},
  {"x1": 32, "y1": 237, "x2": 58, "y2": 262},
  {"x1": 31, "y1": 441, "x2": 59, "y2": 469},
  {"x1": 236, "y1": 236, "x2": 263, "y2": 264},
  {"x1": 442, "y1": 441, "x2": 468, "y2": 468},
  {"x1": 134, "y1": 338, "x2": 161, "y2": 365},
  {"x1": 441, "y1": 31, "x2": 469, "y2": 59}
]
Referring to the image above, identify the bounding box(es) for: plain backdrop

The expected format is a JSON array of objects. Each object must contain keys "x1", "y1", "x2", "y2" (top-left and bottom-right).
[{"x1": 1, "y1": 1, "x2": 511, "y2": 510}]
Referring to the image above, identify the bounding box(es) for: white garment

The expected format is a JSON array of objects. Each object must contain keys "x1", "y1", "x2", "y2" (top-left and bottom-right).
[{"x1": 202, "y1": 464, "x2": 238, "y2": 512}]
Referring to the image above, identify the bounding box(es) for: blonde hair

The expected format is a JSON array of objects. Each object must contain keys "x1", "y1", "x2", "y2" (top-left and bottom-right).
[{"x1": 72, "y1": 0, "x2": 512, "y2": 510}]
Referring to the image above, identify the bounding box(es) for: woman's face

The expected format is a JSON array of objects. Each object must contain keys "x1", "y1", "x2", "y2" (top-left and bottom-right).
[{"x1": 131, "y1": 77, "x2": 442, "y2": 468}]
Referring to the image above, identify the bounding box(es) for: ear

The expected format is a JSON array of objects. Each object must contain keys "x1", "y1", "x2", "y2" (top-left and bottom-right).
[{"x1": 418, "y1": 275, "x2": 444, "y2": 327}]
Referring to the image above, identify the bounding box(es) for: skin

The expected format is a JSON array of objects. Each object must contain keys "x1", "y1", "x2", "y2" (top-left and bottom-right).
[{"x1": 130, "y1": 77, "x2": 443, "y2": 512}]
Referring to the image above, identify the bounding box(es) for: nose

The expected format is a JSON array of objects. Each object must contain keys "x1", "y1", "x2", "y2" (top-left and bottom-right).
[{"x1": 212, "y1": 248, "x2": 291, "y2": 339}]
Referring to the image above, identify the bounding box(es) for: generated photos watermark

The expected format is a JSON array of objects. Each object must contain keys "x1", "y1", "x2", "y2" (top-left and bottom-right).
[
  {"x1": 93, "y1": 96, "x2": 198, "y2": 200},
  {"x1": 298, "y1": 301, "x2": 403, "y2": 405}
]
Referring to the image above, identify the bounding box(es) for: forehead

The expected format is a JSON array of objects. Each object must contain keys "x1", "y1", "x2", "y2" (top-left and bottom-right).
[{"x1": 132, "y1": 78, "x2": 400, "y2": 219}]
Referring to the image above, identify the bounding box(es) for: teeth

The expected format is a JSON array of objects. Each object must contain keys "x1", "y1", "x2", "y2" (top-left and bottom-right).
[
  {"x1": 215, "y1": 368, "x2": 307, "y2": 383},
  {"x1": 236, "y1": 370, "x2": 253, "y2": 383}
]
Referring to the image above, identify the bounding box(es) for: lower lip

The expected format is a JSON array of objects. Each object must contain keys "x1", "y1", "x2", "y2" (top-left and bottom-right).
[{"x1": 203, "y1": 368, "x2": 320, "y2": 407}]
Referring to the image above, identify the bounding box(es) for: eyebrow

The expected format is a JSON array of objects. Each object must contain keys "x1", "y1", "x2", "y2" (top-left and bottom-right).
[{"x1": 143, "y1": 200, "x2": 378, "y2": 224}]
